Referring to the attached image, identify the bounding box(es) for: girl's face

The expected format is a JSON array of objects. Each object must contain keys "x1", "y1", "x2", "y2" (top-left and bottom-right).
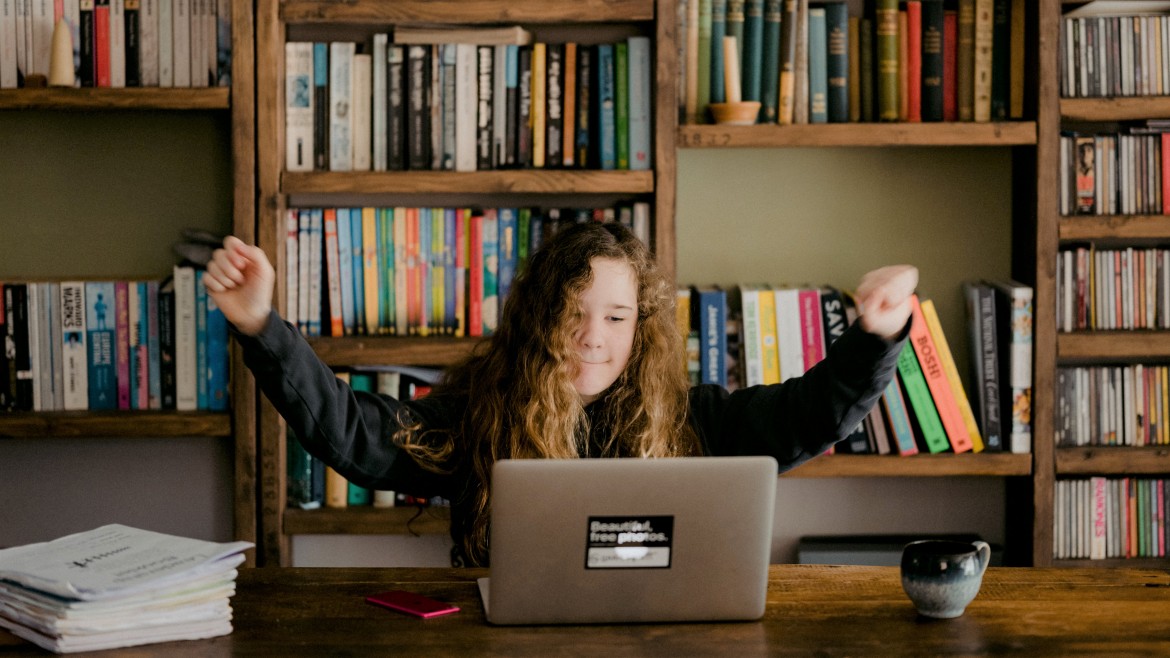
[{"x1": 572, "y1": 257, "x2": 638, "y2": 404}]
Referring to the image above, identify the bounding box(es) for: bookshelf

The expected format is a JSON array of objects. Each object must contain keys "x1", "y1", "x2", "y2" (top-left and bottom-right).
[
  {"x1": 1032, "y1": 0, "x2": 1170, "y2": 567},
  {"x1": 0, "y1": 0, "x2": 257, "y2": 559},
  {"x1": 253, "y1": 0, "x2": 678, "y2": 566}
]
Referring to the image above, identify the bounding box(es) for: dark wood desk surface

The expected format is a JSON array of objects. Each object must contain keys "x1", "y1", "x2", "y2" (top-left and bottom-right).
[{"x1": 2, "y1": 564, "x2": 1169, "y2": 656}]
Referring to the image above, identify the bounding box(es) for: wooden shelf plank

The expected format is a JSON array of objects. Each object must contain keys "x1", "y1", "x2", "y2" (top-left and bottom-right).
[
  {"x1": 282, "y1": 170, "x2": 655, "y2": 195},
  {"x1": 280, "y1": 0, "x2": 653, "y2": 24},
  {"x1": 284, "y1": 506, "x2": 451, "y2": 535},
  {"x1": 1059, "y1": 215, "x2": 1170, "y2": 241},
  {"x1": 677, "y1": 122, "x2": 1037, "y2": 148},
  {"x1": 308, "y1": 336, "x2": 483, "y2": 367},
  {"x1": 0, "y1": 411, "x2": 232, "y2": 438},
  {"x1": 1061, "y1": 96, "x2": 1170, "y2": 122},
  {"x1": 1057, "y1": 332, "x2": 1170, "y2": 360},
  {"x1": 1055, "y1": 558, "x2": 1170, "y2": 569},
  {"x1": 0, "y1": 87, "x2": 230, "y2": 110},
  {"x1": 780, "y1": 453, "x2": 1032, "y2": 478},
  {"x1": 1056, "y1": 446, "x2": 1170, "y2": 475}
]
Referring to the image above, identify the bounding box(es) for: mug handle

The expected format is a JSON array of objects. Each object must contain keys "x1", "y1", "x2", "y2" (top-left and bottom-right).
[{"x1": 972, "y1": 540, "x2": 991, "y2": 575}]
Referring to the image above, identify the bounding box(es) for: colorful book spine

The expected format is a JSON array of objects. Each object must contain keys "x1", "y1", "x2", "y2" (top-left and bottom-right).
[
  {"x1": 468, "y1": 211, "x2": 484, "y2": 337},
  {"x1": 482, "y1": 209, "x2": 499, "y2": 336},
  {"x1": 531, "y1": 42, "x2": 546, "y2": 168},
  {"x1": 896, "y1": 341, "x2": 949, "y2": 453},
  {"x1": 114, "y1": 280, "x2": 130, "y2": 409},
  {"x1": 597, "y1": 43, "x2": 616, "y2": 169},
  {"x1": 323, "y1": 208, "x2": 344, "y2": 336},
  {"x1": 194, "y1": 270, "x2": 208, "y2": 410},
  {"x1": 312, "y1": 42, "x2": 329, "y2": 169},
  {"x1": 146, "y1": 280, "x2": 161, "y2": 409},
  {"x1": 920, "y1": 297, "x2": 985, "y2": 452},
  {"x1": 379, "y1": 208, "x2": 395, "y2": 334},
  {"x1": 362, "y1": 207, "x2": 379, "y2": 335},
  {"x1": 84, "y1": 281, "x2": 115, "y2": 410},
  {"x1": 695, "y1": 286, "x2": 728, "y2": 387},
  {"x1": 758, "y1": 289, "x2": 781, "y2": 384},
  {"x1": 627, "y1": 36, "x2": 651, "y2": 171},
  {"x1": 875, "y1": 0, "x2": 899, "y2": 121},
  {"x1": 881, "y1": 377, "x2": 919, "y2": 455},
  {"x1": 909, "y1": 295, "x2": 973, "y2": 453},
  {"x1": 798, "y1": 289, "x2": 825, "y2": 371},
  {"x1": 905, "y1": 0, "x2": 922, "y2": 122},
  {"x1": 614, "y1": 40, "x2": 630, "y2": 169},
  {"x1": 348, "y1": 209, "x2": 365, "y2": 333},
  {"x1": 206, "y1": 289, "x2": 228, "y2": 411}
]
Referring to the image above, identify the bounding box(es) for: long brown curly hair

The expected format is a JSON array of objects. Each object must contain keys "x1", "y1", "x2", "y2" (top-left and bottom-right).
[{"x1": 398, "y1": 221, "x2": 700, "y2": 566}]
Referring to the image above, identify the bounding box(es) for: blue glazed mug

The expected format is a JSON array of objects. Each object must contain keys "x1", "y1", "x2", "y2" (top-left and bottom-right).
[{"x1": 900, "y1": 539, "x2": 991, "y2": 619}]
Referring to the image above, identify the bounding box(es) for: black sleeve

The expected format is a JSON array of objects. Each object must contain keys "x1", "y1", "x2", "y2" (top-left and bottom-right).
[
  {"x1": 234, "y1": 311, "x2": 457, "y2": 499},
  {"x1": 689, "y1": 321, "x2": 908, "y2": 472}
]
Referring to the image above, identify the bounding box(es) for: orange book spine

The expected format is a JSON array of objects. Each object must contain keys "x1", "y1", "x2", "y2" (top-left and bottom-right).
[{"x1": 909, "y1": 295, "x2": 973, "y2": 452}]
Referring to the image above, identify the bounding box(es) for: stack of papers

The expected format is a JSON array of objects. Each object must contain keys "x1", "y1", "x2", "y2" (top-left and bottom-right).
[{"x1": 0, "y1": 524, "x2": 253, "y2": 654}]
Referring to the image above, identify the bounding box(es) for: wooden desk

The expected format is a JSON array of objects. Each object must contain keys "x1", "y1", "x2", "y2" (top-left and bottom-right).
[{"x1": 2, "y1": 564, "x2": 1169, "y2": 656}]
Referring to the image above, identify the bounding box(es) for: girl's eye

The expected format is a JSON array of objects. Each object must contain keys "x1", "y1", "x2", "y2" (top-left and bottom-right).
[{"x1": 608, "y1": 316, "x2": 627, "y2": 323}]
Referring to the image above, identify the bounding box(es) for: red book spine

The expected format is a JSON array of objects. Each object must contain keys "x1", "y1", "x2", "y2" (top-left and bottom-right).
[
  {"x1": 115, "y1": 281, "x2": 130, "y2": 410},
  {"x1": 943, "y1": 9, "x2": 957, "y2": 121},
  {"x1": 797, "y1": 289, "x2": 825, "y2": 372},
  {"x1": 1162, "y1": 133, "x2": 1170, "y2": 214},
  {"x1": 454, "y1": 208, "x2": 467, "y2": 337},
  {"x1": 323, "y1": 209, "x2": 344, "y2": 337},
  {"x1": 94, "y1": 0, "x2": 110, "y2": 86},
  {"x1": 908, "y1": 295, "x2": 973, "y2": 452},
  {"x1": 468, "y1": 212, "x2": 484, "y2": 337},
  {"x1": 906, "y1": 1, "x2": 922, "y2": 122}
]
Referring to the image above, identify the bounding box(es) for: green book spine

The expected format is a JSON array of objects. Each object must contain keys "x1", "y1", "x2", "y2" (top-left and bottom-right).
[
  {"x1": 860, "y1": 17, "x2": 874, "y2": 122},
  {"x1": 896, "y1": 342, "x2": 950, "y2": 453},
  {"x1": 711, "y1": 0, "x2": 727, "y2": 103},
  {"x1": 379, "y1": 208, "x2": 395, "y2": 335},
  {"x1": 742, "y1": 0, "x2": 764, "y2": 101},
  {"x1": 875, "y1": 0, "x2": 899, "y2": 121},
  {"x1": 727, "y1": 0, "x2": 746, "y2": 80},
  {"x1": 807, "y1": 7, "x2": 828, "y2": 123},
  {"x1": 990, "y1": 0, "x2": 1009, "y2": 119},
  {"x1": 821, "y1": 1, "x2": 849, "y2": 123},
  {"x1": 957, "y1": 0, "x2": 975, "y2": 121},
  {"x1": 698, "y1": 0, "x2": 713, "y2": 121},
  {"x1": 615, "y1": 41, "x2": 630, "y2": 169},
  {"x1": 761, "y1": 0, "x2": 782, "y2": 122}
]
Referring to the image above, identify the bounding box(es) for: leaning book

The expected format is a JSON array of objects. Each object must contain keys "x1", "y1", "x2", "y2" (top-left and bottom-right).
[{"x1": 0, "y1": 524, "x2": 252, "y2": 654}]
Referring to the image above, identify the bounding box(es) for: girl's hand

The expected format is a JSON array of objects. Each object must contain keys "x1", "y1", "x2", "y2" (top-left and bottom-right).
[
  {"x1": 203, "y1": 236, "x2": 275, "y2": 336},
  {"x1": 854, "y1": 265, "x2": 919, "y2": 340}
]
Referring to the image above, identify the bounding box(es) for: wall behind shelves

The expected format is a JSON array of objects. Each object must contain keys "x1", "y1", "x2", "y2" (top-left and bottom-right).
[
  {"x1": 0, "y1": 112, "x2": 235, "y2": 549},
  {"x1": 677, "y1": 146, "x2": 1015, "y2": 562}
]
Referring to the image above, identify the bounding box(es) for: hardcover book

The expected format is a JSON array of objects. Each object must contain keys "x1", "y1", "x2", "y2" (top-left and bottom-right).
[
  {"x1": 908, "y1": 295, "x2": 973, "y2": 453},
  {"x1": 284, "y1": 42, "x2": 314, "y2": 172}
]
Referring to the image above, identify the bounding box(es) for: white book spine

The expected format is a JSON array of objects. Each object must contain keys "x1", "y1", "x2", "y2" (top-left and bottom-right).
[
  {"x1": 138, "y1": 0, "x2": 157, "y2": 84},
  {"x1": 454, "y1": 42, "x2": 477, "y2": 172},
  {"x1": 157, "y1": 0, "x2": 170, "y2": 85},
  {"x1": 108, "y1": 0, "x2": 123, "y2": 85},
  {"x1": 632, "y1": 201, "x2": 650, "y2": 248},
  {"x1": 30, "y1": 0, "x2": 48, "y2": 75},
  {"x1": 59, "y1": 281, "x2": 88, "y2": 410},
  {"x1": 740, "y1": 289, "x2": 763, "y2": 388},
  {"x1": 15, "y1": 0, "x2": 25, "y2": 82},
  {"x1": 627, "y1": 36, "x2": 651, "y2": 170},
  {"x1": 308, "y1": 209, "x2": 323, "y2": 336},
  {"x1": 47, "y1": 282, "x2": 62, "y2": 410},
  {"x1": 285, "y1": 209, "x2": 299, "y2": 328},
  {"x1": 774, "y1": 288, "x2": 804, "y2": 381},
  {"x1": 0, "y1": 0, "x2": 15, "y2": 91},
  {"x1": 27, "y1": 282, "x2": 41, "y2": 412},
  {"x1": 170, "y1": 0, "x2": 187, "y2": 85},
  {"x1": 324, "y1": 210, "x2": 343, "y2": 335},
  {"x1": 429, "y1": 43, "x2": 441, "y2": 169},
  {"x1": 187, "y1": 0, "x2": 201, "y2": 86},
  {"x1": 371, "y1": 32, "x2": 387, "y2": 171},
  {"x1": 284, "y1": 41, "x2": 314, "y2": 172},
  {"x1": 351, "y1": 51, "x2": 372, "y2": 171},
  {"x1": 174, "y1": 266, "x2": 197, "y2": 411},
  {"x1": 328, "y1": 41, "x2": 353, "y2": 171}
]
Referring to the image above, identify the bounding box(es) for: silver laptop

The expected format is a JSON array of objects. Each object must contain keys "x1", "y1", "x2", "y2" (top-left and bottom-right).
[{"x1": 478, "y1": 456, "x2": 778, "y2": 624}]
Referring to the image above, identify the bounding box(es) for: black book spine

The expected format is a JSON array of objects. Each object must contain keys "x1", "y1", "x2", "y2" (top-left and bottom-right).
[
  {"x1": 476, "y1": 45, "x2": 494, "y2": 170},
  {"x1": 158, "y1": 281, "x2": 176, "y2": 410},
  {"x1": 989, "y1": 0, "x2": 1010, "y2": 119},
  {"x1": 407, "y1": 44, "x2": 432, "y2": 170},
  {"x1": 545, "y1": 43, "x2": 564, "y2": 168},
  {"x1": 125, "y1": 0, "x2": 140, "y2": 86},
  {"x1": 387, "y1": 44, "x2": 406, "y2": 171},
  {"x1": 313, "y1": 44, "x2": 329, "y2": 170},
  {"x1": 504, "y1": 48, "x2": 519, "y2": 168},
  {"x1": 823, "y1": 1, "x2": 850, "y2": 123},
  {"x1": 517, "y1": 46, "x2": 532, "y2": 168},
  {"x1": 920, "y1": 0, "x2": 945, "y2": 121},
  {"x1": 575, "y1": 46, "x2": 592, "y2": 168},
  {"x1": 11, "y1": 284, "x2": 31, "y2": 411},
  {"x1": 79, "y1": 0, "x2": 95, "y2": 86}
]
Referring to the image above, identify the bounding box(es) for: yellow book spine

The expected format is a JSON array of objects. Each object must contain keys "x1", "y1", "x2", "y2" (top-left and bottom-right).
[
  {"x1": 362, "y1": 207, "x2": 379, "y2": 335},
  {"x1": 1162, "y1": 366, "x2": 1168, "y2": 445},
  {"x1": 455, "y1": 209, "x2": 469, "y2": 338},
  {"x1": 921, "y1": 298, "x2": 986, "y2": 452},
  {"x1": 532, "y1": 43, "x2": 547, "y2": 168},
  {"x1": 676, "y1": 288, "x2": 692, "y2": 375},
  {"x1": 758, "y1": 289, "x2": 781, "y2": 385}
]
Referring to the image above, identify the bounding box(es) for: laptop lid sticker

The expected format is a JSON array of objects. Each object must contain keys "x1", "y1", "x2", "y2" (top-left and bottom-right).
[{"x1": 585, "y1": 516, "x2": 674, "y2": 569}]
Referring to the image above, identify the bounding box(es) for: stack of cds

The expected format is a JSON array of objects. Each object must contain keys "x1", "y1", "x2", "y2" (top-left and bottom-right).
[{"x1": 0, "y1": 525, "x2": 252, "y2": 654}]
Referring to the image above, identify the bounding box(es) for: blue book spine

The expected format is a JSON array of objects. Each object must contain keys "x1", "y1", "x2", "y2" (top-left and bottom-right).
[
  {"x1": 482, "y1": 209, "x2": 499, "y2": 336},
  {"x1": 626, "y1": 37, "x2": 651, "y2": 171},
  {"x1": 807, "y1": 7, "x2": 829, "y2": 123},
  {"x1": 761, "y1": 0, "x2": 782, "y2": 122},
  {"x1": 822, "y1": 0, "x2": 850, "y2": 123},
  {"x1": 127, "y1": 283, "x2": 139, "y2": 409},
  {"x1": 497, "y1": 208, "x2": 518, "y2": 307},
  {"x1": 85, "y1": 281, "x2": 116, "y2": 410},
  {"x1": 742, "y1": 0, "x2": 764, "y2": 101},
  {"x1": 146, "y1": 280, "x2": 161, "y2": 409},
  {"x1": 135, "y1": 281, "x2": 149, "y2": 409},
  {"x1": 349, "y1": 208, "x2": 365, "y2": 334},
  {"x1": 206, "y1": 292, "x2": 229, "y2": 412},
  {"x1": 308, "y1": 209, "x2": 323, "y2": 337},
  {"x1": 195, "y1": 271, "x2": 208, "y2": 410},
  {"x1": 312, "y1": 43, "x2": 329, "y2": 170},
  {"x1": 336, "y1": 207, "x2": 355, "y2": 334},
  {"x1": 419, "y1": 207, "x2": 433, "y2": 336},
  {"x1": 597, "y1": 44, "x2": 616, "y2": 170},
  {"x1": 697, "y1": 288, "x2": 728, "y2": 388},
  {"x1": 710, "y1": 0, "x2": 727, "y2": 103},
  {"x1": 444, "y1": 208, "x2": 457, "y2": 334}
]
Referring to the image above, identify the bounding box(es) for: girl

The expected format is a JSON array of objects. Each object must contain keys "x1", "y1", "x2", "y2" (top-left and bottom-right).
[{"x1": 206, "y1": 222, "x2": 917, "y2": 567}]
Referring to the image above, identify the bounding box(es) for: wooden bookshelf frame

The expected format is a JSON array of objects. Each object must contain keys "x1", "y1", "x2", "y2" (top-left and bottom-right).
[
  {"x1": 0, "y1": 411, "x2": 231, "y2": 438},
  {"x1": 780, "y1": 454, "x2": 1032, "y2": 478},
  {"x1": 0, "y1": 88, "x2": 230, "y2": 110},
  {"x1": 1056, "y1": 332, "x2": 1170, "y2": 361},
  {"x1": 678, "y1": 122, "x2": 1038, "y2": 148},
  {"x1": 1055, "y1": 447, "x2": 1170, "y2": 476},
  {"x1": 284, "y1": 506, "x2": 452, "y2": 535}
]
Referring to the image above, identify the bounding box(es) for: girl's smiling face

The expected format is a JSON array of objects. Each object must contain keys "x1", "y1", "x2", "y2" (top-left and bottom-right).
[{"x1": 572, "y1": 257, "x2": 639, "y2": 404}]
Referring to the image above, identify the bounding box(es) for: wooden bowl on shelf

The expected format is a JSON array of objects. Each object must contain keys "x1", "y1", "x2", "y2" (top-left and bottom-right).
[{"x1": 709, "y1": 101, "x2": 761, "y2": 126}]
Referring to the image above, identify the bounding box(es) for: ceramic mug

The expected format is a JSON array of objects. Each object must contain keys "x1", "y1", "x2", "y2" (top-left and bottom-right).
[{"x1": 900, "y1": 539, "x2": 991, "y2": 619}]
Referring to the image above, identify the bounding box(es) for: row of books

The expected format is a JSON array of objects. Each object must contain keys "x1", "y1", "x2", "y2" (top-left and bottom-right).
[
  {"x1": 286, "y1": 366, "x2": 451, "y2": 511},
  {"x1": 1054, "y1": 476, "x2": 1168, "y2": 561},
  {"x1": 1060, "y1": 8, "x2": 1170, "y2": 99},
  {"x1": 676, "y1": 279, "x2": 1033, "y2": 456},
  {"x1": 0, "y1": 268, "x2": 229, "y2": 413},
  {"x1": 283, "y1": 204, "x2": 650, "y2": 339},
  {"x1": 678, "y1": 0, "x2": 1024, "y2": 125},
  {"x1": 285, "y1": 30, "x2": 651, "y2": 173},
  {"x1": 0, "y1": 0, "x2": 231, "y2": 88},
  {"x1": 1055, "y1": 246, "x2": 1170, "y2": 332},
  {"x1": 1060, "y1": 131, "x2": 1170, "y2": 217},
  {"x1": 1057, "y1": 364, "x2": 1170, "y2": 448}
]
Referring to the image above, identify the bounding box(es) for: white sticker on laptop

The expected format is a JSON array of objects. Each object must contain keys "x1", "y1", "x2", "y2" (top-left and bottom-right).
[{"x1": 585, "y1": 516, "x2": 674, "y2": 569}]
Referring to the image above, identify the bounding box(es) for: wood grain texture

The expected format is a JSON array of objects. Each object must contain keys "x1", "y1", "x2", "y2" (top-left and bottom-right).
[
  {"x1": 780, "y1": 453, "x2": 1033, "y2": 477},
  {"x1": 1059, "y1": 215, "x2": 1170, "y2": 241},
  {"x1": 307, "y1": 336, "x2": 484, "y2": 366},
  {"x1": 1061, "y1": 96, "x2": 1170, "y2": 122},
  {"x1": 0, "y1": 88, "x2": 230, "y2": 110},
  {"x1": 284, "y1": 506, "x2": 452, "y2": 535},
  {"x1": 1057, "y1": 331, "x2": 1170, "y2": 360},
  {"x1": 677, "y1": 122, "x2": 1037, "y2": 147},
  {"x1": 0, "y1": 411, "x2": 231, "y2": 438},
  {"x1": 4, "y1": 566, "x2": 1168, "y2": 656},
  {"x1": 279, "y1": 0, "x2": 653, "y2": 24},
  {"x1": 1055, "y1": 446, "x2": 1170, "y2": 475},
  {"x1": 281, "y1": 170, "x2": 656, "y2": 195}
]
